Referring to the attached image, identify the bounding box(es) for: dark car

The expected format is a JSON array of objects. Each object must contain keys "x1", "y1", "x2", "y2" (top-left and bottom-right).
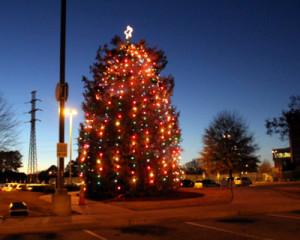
[
  {"x1": 180, "y1": 179, "x2": 194, "y2": 187},
  {"x1": 195, "y1": 179, "x2": 220, "y2": 188},
  {"x1": 9, "y1": 202, "x2": 28, "y2": 216}
]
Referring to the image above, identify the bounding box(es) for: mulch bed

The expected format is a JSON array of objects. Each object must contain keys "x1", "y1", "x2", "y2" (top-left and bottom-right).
[{"x1": 107, "y1": 190, "x2": 204, "y2": 202}]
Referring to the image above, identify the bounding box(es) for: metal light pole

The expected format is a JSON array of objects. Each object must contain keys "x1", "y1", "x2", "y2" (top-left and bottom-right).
[
  {"x1": 65, "y1": 109, "x2": 77, "y2": 184},
  {"x1": 52, "y1": 0, "x2": 71, "y2": 216},
  {"x1": 57, "y1": 0, "x2": 67, "y2": 191}
]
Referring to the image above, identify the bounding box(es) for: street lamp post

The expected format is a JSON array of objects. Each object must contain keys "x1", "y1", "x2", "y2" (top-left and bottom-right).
[
  {"x1": 52, "y1": 0, "x2": 71, "y2": 216},
  {"x1": 65, "y1": 109, "x2": 77, "y2": 184}
]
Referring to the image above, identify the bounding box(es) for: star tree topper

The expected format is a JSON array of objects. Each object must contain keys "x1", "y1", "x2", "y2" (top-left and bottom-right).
[{"x1": 124, "y1": 26, "x2": 133, "y2": 42}]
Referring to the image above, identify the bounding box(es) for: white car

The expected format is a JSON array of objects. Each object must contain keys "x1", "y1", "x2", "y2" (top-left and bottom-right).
[
  {"x1": 194, "y1": 180, "x2": 203, "y2": 188},
  {"x1": 2, "y1": 183, "x2": 14, "y2": 192},
  {"x1": 234, "y1": 177, "x2": 252, "y2": 186}
]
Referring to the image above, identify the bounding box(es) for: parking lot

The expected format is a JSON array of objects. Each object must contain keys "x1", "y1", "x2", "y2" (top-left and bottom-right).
[
  {"x1": 1, "y1": 212, "x2": 299, "y2": 240},
  {"x1": 1, "y1": 183, "x2": 300, "y2": 239},
  {"x1": 93, "y1": 212, "x2": 300, "y2": 240},
  {"x1": 0, "y1": 191, "x2": 51, "y2": 218}
]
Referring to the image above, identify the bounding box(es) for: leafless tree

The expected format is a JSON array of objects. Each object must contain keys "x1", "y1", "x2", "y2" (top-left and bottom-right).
[
  {"x1": 0, "y1": 93, "x2": 19, "y2": 151},
  {"x1": 265, "y1": 95, "x2": 300, "y2": 141},
  {"x1": 258, "y1": 160, "x2": 272, "y2": 173}
]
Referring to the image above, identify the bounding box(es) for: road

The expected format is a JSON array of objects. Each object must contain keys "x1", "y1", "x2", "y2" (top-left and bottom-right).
[{"x1": 1, "y1": 211, "x2": 299, "y2": 240}]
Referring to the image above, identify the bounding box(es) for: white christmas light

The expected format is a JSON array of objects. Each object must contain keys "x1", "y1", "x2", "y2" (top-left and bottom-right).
[{"x1": 124, "y1": 26, "x2": 133, "y2": 41}]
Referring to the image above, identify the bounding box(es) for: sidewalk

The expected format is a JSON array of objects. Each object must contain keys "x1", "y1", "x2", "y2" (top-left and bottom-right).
[{"x1": 1, "y1": 185, "x2": 300, "y2": 235}]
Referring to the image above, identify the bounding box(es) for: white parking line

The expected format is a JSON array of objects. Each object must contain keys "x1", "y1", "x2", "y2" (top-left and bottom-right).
[
  {"x1": 83, "y1": 229, "x2": 108, "y2": 240},
  {"x1": 185, "y1": 222, "x2": 273, "y2": 240},
  {"x1": 267, "y1": 213, "x2": 300, "y2": 220}
]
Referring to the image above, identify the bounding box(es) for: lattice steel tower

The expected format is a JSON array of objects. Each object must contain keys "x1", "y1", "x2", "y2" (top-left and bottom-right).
[{"x1": 27, "y1": 91, "x2": 41, "y2": 182}]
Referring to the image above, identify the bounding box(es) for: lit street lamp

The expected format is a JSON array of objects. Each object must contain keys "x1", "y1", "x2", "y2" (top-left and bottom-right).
[{"x1": 65, "y1": 109, "x2": 77, "y2": 184}]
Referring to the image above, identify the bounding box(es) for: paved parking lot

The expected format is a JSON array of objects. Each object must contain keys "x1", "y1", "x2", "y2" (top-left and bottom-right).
[
  {"x1": 1, "y1": 183, "x2": 300, "y2": 239},
  {"x1": 0, "y1": 191, "x2": 51, "y2": 218},
  {"x1": 1, "y1": 211, "x2": 299, "y2": 240}
]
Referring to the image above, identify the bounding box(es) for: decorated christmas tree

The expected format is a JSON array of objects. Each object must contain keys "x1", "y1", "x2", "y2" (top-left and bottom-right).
[{"x1": 78, "y1": 27, "x2": 182, "y2": 198}]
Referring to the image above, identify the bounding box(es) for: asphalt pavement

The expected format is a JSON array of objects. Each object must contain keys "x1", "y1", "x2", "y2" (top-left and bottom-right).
[{"x1": 1, "y1": 183, "x2": 300, "y2": 235}]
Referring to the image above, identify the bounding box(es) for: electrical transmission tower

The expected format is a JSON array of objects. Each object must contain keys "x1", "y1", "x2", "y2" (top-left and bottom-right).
[{"x1": 26, "y1": 91, "x2": 41, "y2": 183}]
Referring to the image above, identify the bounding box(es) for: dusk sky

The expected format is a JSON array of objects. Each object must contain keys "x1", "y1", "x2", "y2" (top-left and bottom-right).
[{"x1": 1, "y1": 0, "x2": 299, "y2": 173}]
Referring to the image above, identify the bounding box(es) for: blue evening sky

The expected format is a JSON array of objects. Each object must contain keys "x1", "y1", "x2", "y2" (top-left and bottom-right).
[{"x1": 0, "y1": 0, "x2": 299, "y2": 172}]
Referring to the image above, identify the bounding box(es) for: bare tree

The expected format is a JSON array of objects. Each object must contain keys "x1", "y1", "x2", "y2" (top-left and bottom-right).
[
  {"x1": 0, "y1": 151, "x2": 22, "y2": 172},
  {"x1": 184, "y1": 159, "x2": 204, "y2": 174},
  {"x1": 0, "y1": 93, "x2": 19, "y2": 151},
  {"x1": 265, "y1": 95, "x2": 300, "y2": 141},
  {"x1": 258, "y1": 160, "x2": 272, "y2": 173}
]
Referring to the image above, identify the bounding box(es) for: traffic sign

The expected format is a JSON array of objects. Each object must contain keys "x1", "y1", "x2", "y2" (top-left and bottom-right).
[{"x1": 57, "y1": 143, "x2": 68, "y2": 158}]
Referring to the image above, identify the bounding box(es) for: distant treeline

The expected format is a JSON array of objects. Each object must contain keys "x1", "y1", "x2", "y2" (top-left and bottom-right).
[{"x1": 0, "y1": 171, "x2": 26, "y2": 183}]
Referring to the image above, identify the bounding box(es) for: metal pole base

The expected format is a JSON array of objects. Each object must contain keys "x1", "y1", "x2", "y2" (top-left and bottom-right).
[{"x1": 51, "y1": 188, "x2": 71, "y2": 216}]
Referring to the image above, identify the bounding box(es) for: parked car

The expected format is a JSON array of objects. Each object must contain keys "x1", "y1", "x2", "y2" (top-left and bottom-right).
[
  {"x1": 234, "y1": 177, "x2": 252, "y2": 186},
  {"x1": 0, "y1": 183, "x2": 6, "y2": 191},
  {"x1": 194, "y1": 180, "x2": 203, "y2": 188},
  {"x1": 2, "y1": 183, "x2": 17, "y2": 192},
  {"x1": 180, "y1": 179, "x2": 194, "y2": 187},
  {"x1": 15, "y1": 184, "x2": 26, "y2": 191},
  {"x1": 9, "y1": 202, "x2": 28, "y2": 216},
  {"x1": 194, "y1": 179, "x2": 220, "y2": 188}
]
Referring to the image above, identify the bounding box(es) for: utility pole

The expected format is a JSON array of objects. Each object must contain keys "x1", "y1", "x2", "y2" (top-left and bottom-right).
[
  {"x1": 52, "y1": 0, "x2": 71, "y2": 216},
  {"x1": 26, "y1": 91, "x2": 41, "y2": 183}
]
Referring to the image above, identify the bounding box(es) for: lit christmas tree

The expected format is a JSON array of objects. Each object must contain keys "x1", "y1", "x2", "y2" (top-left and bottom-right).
[{"x1": 78, "y1": 27, "x2": 182, "y2": 198}]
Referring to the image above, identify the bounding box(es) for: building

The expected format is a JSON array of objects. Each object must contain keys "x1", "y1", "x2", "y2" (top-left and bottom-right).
[
  {"x1": 272, "y1": 148, "x2": 293, "y2": 171},
  {"x1": 287, "y1": 112, "x2": 300, "y2": 169}
]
